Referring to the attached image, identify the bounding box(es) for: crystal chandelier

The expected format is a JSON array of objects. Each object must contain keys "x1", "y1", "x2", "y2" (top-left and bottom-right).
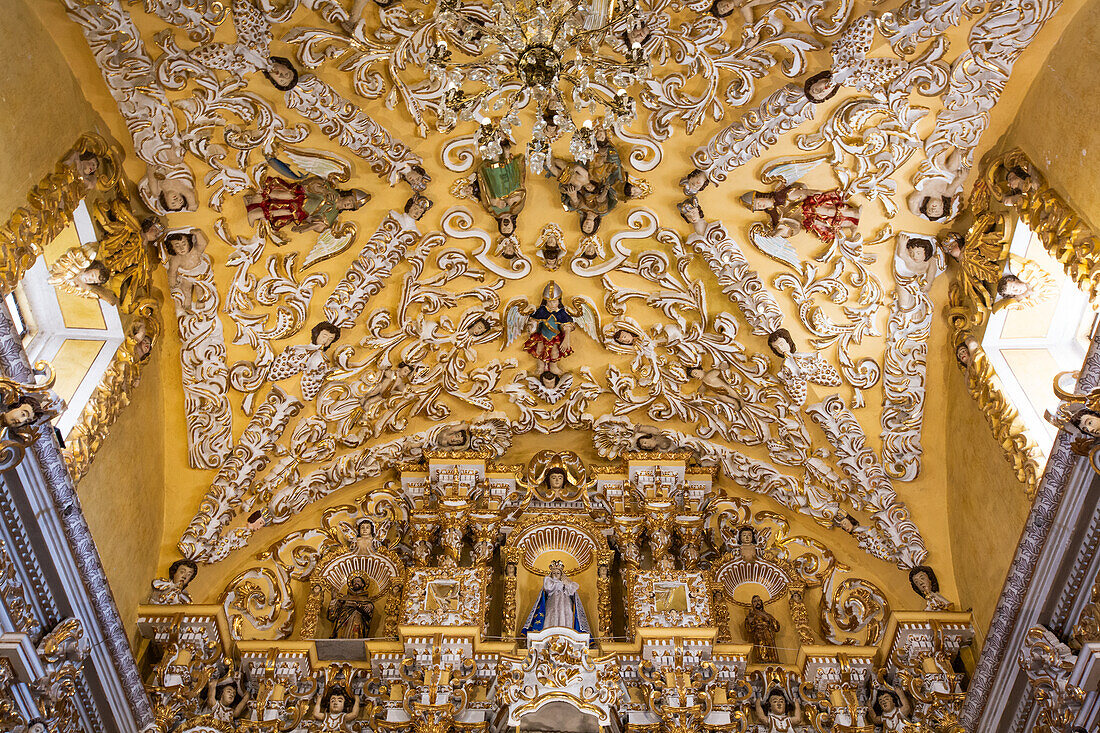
[{"x1": 427, "y1": 0, "x2": 652, "y2": 171}]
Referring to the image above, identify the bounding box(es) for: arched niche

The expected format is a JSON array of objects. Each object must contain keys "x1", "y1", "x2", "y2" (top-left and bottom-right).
[{"x1": 502, "y1": 512, "x2": 613, "y2": 640}]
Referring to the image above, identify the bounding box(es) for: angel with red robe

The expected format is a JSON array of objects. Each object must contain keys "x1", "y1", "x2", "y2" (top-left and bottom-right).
[{"x1": 503, "y1": 282, "x2": 599, "y2": 376}]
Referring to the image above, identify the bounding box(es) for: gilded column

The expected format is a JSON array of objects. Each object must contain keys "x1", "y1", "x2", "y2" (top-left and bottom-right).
[
  {"x1": 502, "y1": 554, "x2": 518, "y2": 638},
  {"x1": 711, "y1": 583, "x2": 731, "y2": 643},
  {"x1": 383, "y1": 582, "x2": 404, "y2": 638},
  {"x1": 597, "y1": 562, "x2": 612, "y2": 639},
  {"x1": 299, "y1": 582, "x2": 325, "y2": 639},
  {"x1": 788, "y1": 582, "x2": 814, "y2": 646}
]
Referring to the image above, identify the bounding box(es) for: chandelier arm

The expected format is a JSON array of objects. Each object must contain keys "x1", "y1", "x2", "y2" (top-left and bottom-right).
[
  {"x1": 547, "y1": 0, "x2": 588, "y2": 45},
  {"x1": 495, "y1": 3, "x2": 531, "y2": 46}
]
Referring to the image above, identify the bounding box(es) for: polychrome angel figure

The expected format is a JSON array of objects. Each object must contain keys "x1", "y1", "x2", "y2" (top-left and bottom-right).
[
  {"x1": 938, "y1": 219, "x2": 1006, "y2": 312},
  {"x1": 766, "y1": 329, "x2": 842, "y2": 407},
  {"x1": 753, "y1": 687, "x2": 803, "y2": 733},
  {"x1": 244, "y1": 157, "x2": 370, "y2": 234},
  {"x1": 908, "y1": 565, "x2": 954, "y2": 611},
  {"x1": 62, "y1": 150, "x2": 103, "y2": 191},
  {"x1": 311, "y1": 685, "x2": 361, "y2": 732},
  {"x1": 47, "y1": 247, "x2": 118, "y2": 306},
  {"x1": 868, "y1": 687, "x2": 913, "y2": 732},
  {"x1": 206, "y1": 670, "x2": 250, "y2": 724},
  {"x1": 521, "y1": 559, "x2": 590, "y2": 635},
  {"x1": 148, "y1": 558, "x2": 197, "y2": 605},
  {"x1": 995, "y1": 160, "x2": 1039, "y2": 207},
  {"x1": 536, "y1": 224, "x2": 567, "y2": 270},
  {"x1": 677, "y1": 196, "x2": 709, "y2": 236},
  {"x1": 503, "y1": 282, "x2": 599, "y2": 376},
  {"x1": 801, "y1": 13, "x2": 906, "y2": 103},
  {"x1": 740, "y1": 182, "x2": 860, "y2": 245},
  {"x1": 267, "y1": 321, "x2": 340, "y2": 401}
]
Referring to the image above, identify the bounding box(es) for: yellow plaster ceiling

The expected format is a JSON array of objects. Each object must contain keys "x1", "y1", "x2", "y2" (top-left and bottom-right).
[{"x1": 38, "y1": 0, "x2": 1080, "y2": 613}]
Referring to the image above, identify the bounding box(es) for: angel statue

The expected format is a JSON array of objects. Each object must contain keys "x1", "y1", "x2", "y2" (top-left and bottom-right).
[
  {"x1": 328, "y1": 575, "x2": 374, "y2": 639},
  {"x1": 48, "y1": 194, "x2": 159, "y2": 310},
  {"x1": 521, "y1": 559, "x2": 590, "y2": 635},
  {"x1": 740, "y1": 182, "x2": 860, "y2": 245},
  {"x1": 801, "y1": 14, "x2": 907, "y2": 103},
  {"x1": 0, "y1": 364, "x2": 65, "y2": 470},
  {"x1": 205, "y1": 669, "x2": 251, "y2": 724},
  {"x1": 267, "y1": 321, "x2": 341, "y2": 401},
  {"x1": 503, "y1": 282, "x2": 599, "y2": 376},
  {"x1": 938, "y1": 215, "x2": 1007, "y2": 312},
  {"x1": 47, "y1": 247, "x2": 118, "y2": 306},
  {"x1": 766, "y1": 329, "x2": 842, "y2": 407},
  {"x1": 339, "y1": 518, "x2": 381, "y2": 555},
  {"x1": 244, "y1": 157, "x2": 370, "y2": 235}
]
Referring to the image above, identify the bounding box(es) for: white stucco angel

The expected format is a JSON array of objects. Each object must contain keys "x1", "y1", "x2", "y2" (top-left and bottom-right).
[
  {"x1": 893, "y1": 233, "x2": 945, "y2": 310},
  {"x1": 503, "y1": 281, "x2": 600, "y2": 376},
  {"x1": 267, "y1": 321, "x2": 341, "y2": 401},
  {"x1": 163, "y1": 229, "x2": 210, "y2": 311},
  {"x1": 766, "y1": 328, "x2": 842, "y2": 407},
  {"x1": 189, "y1": 0, "x2": 280, "y2": 80},
  {"x1": 802, "y1": 13, "x2": 908, "y2": 104}
]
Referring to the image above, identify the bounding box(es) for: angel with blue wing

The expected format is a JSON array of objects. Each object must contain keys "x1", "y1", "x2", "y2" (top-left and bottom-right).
[
  {"x1": 503, "y1": 282, "x2": 600, "y2": 376},
  {"x1": 740, "y1": 158, "x2": 861, "y2": 269},
  {"x1": 244, "y1": 154, "x2": 369, "y2": 234}
]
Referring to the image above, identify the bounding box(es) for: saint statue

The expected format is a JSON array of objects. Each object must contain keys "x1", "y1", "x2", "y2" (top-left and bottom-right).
[
  {"x1": 745, "y1": 594, "x2": 781, "y2": 663},
  {"x1": 740, "y1": 182, "x2": 860, "y2": 244},
  {"x1": 521, "y1": 559, "x2": 590, "y2": 635},
  {"x1": 327, "y1": 575, "x2": 374, "y2": 639}
]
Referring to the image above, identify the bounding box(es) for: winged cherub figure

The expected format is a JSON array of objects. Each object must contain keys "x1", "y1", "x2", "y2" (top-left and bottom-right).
[
  {"x1": 503, "y1": 282, "x2": 600, "y2": 376},
  {"x1": 801, "y1": 13, "x2": 907, "y2": 103}
]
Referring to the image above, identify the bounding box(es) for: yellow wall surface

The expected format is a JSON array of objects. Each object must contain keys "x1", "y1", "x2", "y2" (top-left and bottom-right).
[
  {"x1": 1002, "y1": 0, "x2": 1100, "y2": 229},
  {"x1": 0, "y1": 0, "x2": 168, "y2": 641},
  {"x1": 73, "y1": 347, "x2": 167, "y2": 639},
  {"x1": 937, "y1": 341, "x2": 1034, "y2": 637},
  {"x1": 924, "y1": 0, "x2": 1096, "y2": 643},
  {"x1": 0, "y1": 0, "x2": 105, "y2": 218}
]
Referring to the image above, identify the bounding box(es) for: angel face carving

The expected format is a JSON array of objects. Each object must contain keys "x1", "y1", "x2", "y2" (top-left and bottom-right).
[
  {"x1": 504, "y1": 281, "x2": 599, "y2": 376},
  {"x1": 677, "y1": 196, "x2": 707, "y2": 236}
]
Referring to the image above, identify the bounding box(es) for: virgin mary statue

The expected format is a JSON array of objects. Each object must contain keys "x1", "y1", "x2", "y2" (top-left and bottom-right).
[{"x1": 521, "y1": 560, "x2": 590, "y2": 635}]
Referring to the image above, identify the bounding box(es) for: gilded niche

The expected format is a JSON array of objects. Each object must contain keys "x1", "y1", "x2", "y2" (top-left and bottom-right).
[{"x1": 138, "y1": 450, "x2": 972, "y2": 731}]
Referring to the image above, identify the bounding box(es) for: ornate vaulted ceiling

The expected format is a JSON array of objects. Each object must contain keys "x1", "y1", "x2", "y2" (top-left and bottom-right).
[{"x1": 43, "y1": 0, "x2": 1069, "y2": 613}]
